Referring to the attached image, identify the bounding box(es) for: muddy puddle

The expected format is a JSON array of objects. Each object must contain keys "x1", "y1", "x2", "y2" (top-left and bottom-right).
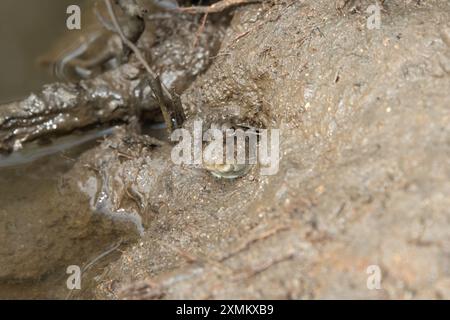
[{"x1": 0, "y1": 127, "x2": 133, "y2": 298}]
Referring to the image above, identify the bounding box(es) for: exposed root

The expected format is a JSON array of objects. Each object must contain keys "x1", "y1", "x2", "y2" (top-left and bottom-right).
[{"x1": 105, "y1": 0, "x2": 185, "y2": 133}]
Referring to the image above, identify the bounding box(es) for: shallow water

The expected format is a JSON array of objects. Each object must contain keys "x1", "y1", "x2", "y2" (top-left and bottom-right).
[
  {"x1": 0, "y1": 133, "x2": 105, "y2": 298},
  {"x1": 0, "y1": 0, "x2": 125, "y2": 299},
  {"x1": 0, "y1": 0, "x2": 86, "y2": 102}
]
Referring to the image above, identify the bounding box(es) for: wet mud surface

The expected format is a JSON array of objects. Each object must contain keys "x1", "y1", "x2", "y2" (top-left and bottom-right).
[{"x1": 1, "y1": 0, "x2": 450, "y2": 299}]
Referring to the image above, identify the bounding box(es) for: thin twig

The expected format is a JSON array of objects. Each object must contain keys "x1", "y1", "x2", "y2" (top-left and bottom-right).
[
  {"x1": 193, "y1": 13, "x2": 209, "y2": 47},
  {"x1": 219, "y1": 224, "x2": 290, "y2": 261},
  {"x1": 103, "y1": 0, "x2": 172, "y2": 100},
  {"x1": 104, "y1": 0, "x2": 153, "y2": 77},
  {"x1": 232, "y1": 251, "x2": 296, "y2": 281},
  {"x1": 104, "y1": 0, "x2": 185, "y2": 133},
  {"x1": 82, "y1": 241, "x2": 123, "y2": 273},
  {"x1": 179, "y1": 0, "x2": 263, "y2": 14},
  {"x1": 65, "y1": 240, "x2": 122, "y2": 300}
]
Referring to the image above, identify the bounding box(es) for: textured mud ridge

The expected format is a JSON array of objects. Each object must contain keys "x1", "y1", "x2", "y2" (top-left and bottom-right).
[{"x1": 1, "y1": 0, "x2": 450, "y2": 299}]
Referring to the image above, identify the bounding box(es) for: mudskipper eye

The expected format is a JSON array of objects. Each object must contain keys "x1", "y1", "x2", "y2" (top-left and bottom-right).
[{"x1": 202, "y1": 123, "x2": 257, "y2": 179}]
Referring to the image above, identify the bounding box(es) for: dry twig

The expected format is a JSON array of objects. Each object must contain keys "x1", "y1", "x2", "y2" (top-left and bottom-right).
[
  {"x1": 179, "y1": 0, "x2": 263, "y2": 14},
  {"x1": 104, "y1": 0, "x2": 185, "y2": 133}
]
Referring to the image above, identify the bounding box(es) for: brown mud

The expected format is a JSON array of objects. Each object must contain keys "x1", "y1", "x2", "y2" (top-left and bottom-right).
[
  {"x1": 1, "y1": 0, "x2": 450, "y2": 299},
  {"x1": 0, "y1": 0, "x2": 228, "y2": 298}
]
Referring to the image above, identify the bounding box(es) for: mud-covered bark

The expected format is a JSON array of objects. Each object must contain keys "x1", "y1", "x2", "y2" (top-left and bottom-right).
[
  {"x1": 0, "y1": 10, "x2": 228, "y2": 153},
  {"x1": 0, "y1": 65, "x2": 148, "y2": 153}
]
